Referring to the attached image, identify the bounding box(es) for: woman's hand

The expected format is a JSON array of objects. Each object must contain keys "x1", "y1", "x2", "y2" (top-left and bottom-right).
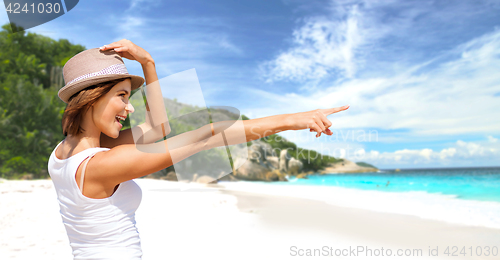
[
  {"x1": 100, "y1": 39, "x2": 154, "y2": 65},
  {"x1": 288, "y1": 105, "x2": 350, "y2": 138}
]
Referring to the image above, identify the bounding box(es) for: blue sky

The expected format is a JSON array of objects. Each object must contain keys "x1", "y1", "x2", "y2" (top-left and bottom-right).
[{"x1": 1, "y1": 0, "x2": 500, "y2": 169}]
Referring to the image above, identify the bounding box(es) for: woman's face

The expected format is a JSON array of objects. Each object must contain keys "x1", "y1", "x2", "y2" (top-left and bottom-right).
[{"x1": 92, "y1": 78, "x2": 134, "y2": 138}]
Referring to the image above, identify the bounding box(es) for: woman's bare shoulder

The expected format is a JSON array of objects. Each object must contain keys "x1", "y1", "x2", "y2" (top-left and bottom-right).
[
  {"x1": 55, "y1": 141, "x2": 103, "y2": 160},
  {"x1": 85, "y1": 142, "x2": 173, "y2": 186}
]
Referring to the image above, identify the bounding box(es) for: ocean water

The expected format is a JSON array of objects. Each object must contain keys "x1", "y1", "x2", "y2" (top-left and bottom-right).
[
  {"x1": 286, "y1": 167, "x2": 500, "y2": 203},
  {"x1": 238, "y1": 167, "x2": 500, "y2": 229}
]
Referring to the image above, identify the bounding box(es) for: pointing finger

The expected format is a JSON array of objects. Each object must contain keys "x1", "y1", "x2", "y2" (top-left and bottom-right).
[{"x1": 323, "y1": 105, "x2": 349, "y2": 116}]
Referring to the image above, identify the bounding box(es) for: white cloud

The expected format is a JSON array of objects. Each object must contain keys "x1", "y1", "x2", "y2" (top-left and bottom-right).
[
  {"x1": 246, "y1": 15, "x2": 500, "y2": 167},
  {"x1": 259, "y1": 0, "x2": 434, "y2": 83},
  {"x1": 113, "y1": 15, "x2": 145, "y2": 40},
  {"x1": 260, "y1": 5, "x2": 368, "y2": 82},
  {"x1": 126, "y1": 0, "x2": 160, "y2": 12},
  {"x1": 325, "y1": 30, "x2": 500, "y2": 135},
  {"x1": 348, "y1": 137, "x2": 500, "y2": 167},
  {"x1": 215, "y1": 35, "x2": 243, "y2": 55},
  {"x1": 244, "y1": 28, "x2": 500, "y2": 137},
  {"x1": 246, "y1": 0, "x2": 498, "y2": 137}
]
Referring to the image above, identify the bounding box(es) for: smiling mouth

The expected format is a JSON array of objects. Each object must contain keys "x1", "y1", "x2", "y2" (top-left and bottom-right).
[{"x1": 115, "y1": 115, "x2": 126, "y2": 123}]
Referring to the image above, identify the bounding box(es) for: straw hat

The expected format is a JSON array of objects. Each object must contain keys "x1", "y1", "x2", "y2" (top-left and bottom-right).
[{"x1": 58, "y1": 48, "x2": 145, "y2": 103}]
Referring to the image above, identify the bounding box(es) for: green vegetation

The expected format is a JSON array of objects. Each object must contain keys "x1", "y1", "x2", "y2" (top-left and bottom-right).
[
  {"x1": 0, "y1": 23, "x2": 348, "y2": 179},
  {"x1": 261, "y1": 134, "x2": 343, "y2": 172},
  {"x1": 0, "y1": 24, "x2": 84, "y2": 179},
  {"x1": 356, "y1": 162, "x2": 377, "y2": 168}
]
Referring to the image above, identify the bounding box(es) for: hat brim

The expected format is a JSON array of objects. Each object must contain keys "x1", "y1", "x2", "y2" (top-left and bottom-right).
[{"x1": 58, "y1": 74, "x2": 145, "y2": 103}]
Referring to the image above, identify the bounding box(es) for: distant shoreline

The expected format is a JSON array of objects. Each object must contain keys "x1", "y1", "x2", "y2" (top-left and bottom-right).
[{"x1": 380, "y1": 166, "x2": 500, "y2": 171}]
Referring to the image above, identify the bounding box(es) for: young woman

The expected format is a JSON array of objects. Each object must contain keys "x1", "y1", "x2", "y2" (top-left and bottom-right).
[{"x1": 48, "y1": 39, "x2": 349, "y2": 259}]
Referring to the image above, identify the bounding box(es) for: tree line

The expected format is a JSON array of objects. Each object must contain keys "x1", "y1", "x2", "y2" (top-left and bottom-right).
[{"x1": 0, "y1": 23, "x2": 84, "y2": 179}]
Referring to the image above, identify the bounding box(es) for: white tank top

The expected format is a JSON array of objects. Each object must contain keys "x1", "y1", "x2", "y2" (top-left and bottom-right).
[{"x1": 48, "y1": 140, "x2": 143, "y2": 260}]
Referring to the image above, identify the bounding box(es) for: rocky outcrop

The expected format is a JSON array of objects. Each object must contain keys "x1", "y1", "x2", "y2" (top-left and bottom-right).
[
  {"x1": 296, "y1": 173, "x2": 308, "y2": 179},
  {"x1": 218, "y1": 173, "x2": 239, "y2": 182},
  {"x1": 267, "y1": 156, "x2": 279, "y2": 169},
  {"x1": 288, "y1": 158, "x2": 303, "y2": 175},
  {"x1": 265, "y1": 169, "x2": 287, "y2": 182},
  {"x1": 160, "y1": 171, "x2": 178, "y2": 181},
  {"x1": 193, "y1": 175, "x2": 217, "y2": 184},
  {"x1": 319, "y1": 159, "x2": 377, "y2": 174},
  {"x1": 233, "y1": 140, "x2": 289, "y2": 181},
  {"x1": 279, "y1": 149, "x2": 290, "y2": 172},
  {"x1": 147, "y1": 140, "x2": 377, "y2": 182},
  {"x1": 194, "y1": 140, "x2": 305, "y2": 182}
]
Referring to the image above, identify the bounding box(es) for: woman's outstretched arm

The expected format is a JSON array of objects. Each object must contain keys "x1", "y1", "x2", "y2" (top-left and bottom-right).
[
  {"x1": 167, "y1": 105, "x2": 350, "y2": 151},
  {"x1": 154, "y1": 106, "x2": 350, "y2": 171},
  {"x1": 211, "y1": 106, "x2": 349, "y2": 144},
  {"x1": 86, "y1": 105, "x2": 349, "y2": 186}
]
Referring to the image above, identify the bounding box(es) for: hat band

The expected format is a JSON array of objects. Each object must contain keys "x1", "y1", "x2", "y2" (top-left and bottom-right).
[{"x1": 66, "y1": 64, "x2": 129, "y2": 85}]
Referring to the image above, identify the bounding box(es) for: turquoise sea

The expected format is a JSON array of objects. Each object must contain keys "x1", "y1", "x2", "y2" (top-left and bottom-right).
[{"x1": 285, "y1": 167, "x2": 500, "y2": 203}]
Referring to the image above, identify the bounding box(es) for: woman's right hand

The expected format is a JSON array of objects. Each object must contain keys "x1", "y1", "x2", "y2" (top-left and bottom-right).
[
  {"x1": 100, "y1": 39, "x2": 154, "y2": 65},
  {"x1": 287, "y1": 105, "x2": 350, "y2": 137}
]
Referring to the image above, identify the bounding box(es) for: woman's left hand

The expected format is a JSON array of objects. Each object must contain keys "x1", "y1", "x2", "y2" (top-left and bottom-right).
[
  {"x1": 289, "y1": 105, "x2": 350, "y2": 138},
  {"x1": 100, "y1": 39, "x2": 154, "y2": 65}
]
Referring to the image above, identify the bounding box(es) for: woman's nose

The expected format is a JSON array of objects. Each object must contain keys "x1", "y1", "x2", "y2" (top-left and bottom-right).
[{"x1": 126, "y1": 102, "x2": 135, "y2": 113}]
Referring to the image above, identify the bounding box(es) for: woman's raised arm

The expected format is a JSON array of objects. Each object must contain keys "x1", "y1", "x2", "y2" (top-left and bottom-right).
[{"x1": 99, "y1": 40, "x2": 170, "y2": 148}]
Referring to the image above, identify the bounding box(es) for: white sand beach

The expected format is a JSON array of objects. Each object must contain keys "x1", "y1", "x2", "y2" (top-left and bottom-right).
[{"x1": 1, "y1": 178, "x2": 499, "y2": 260}]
